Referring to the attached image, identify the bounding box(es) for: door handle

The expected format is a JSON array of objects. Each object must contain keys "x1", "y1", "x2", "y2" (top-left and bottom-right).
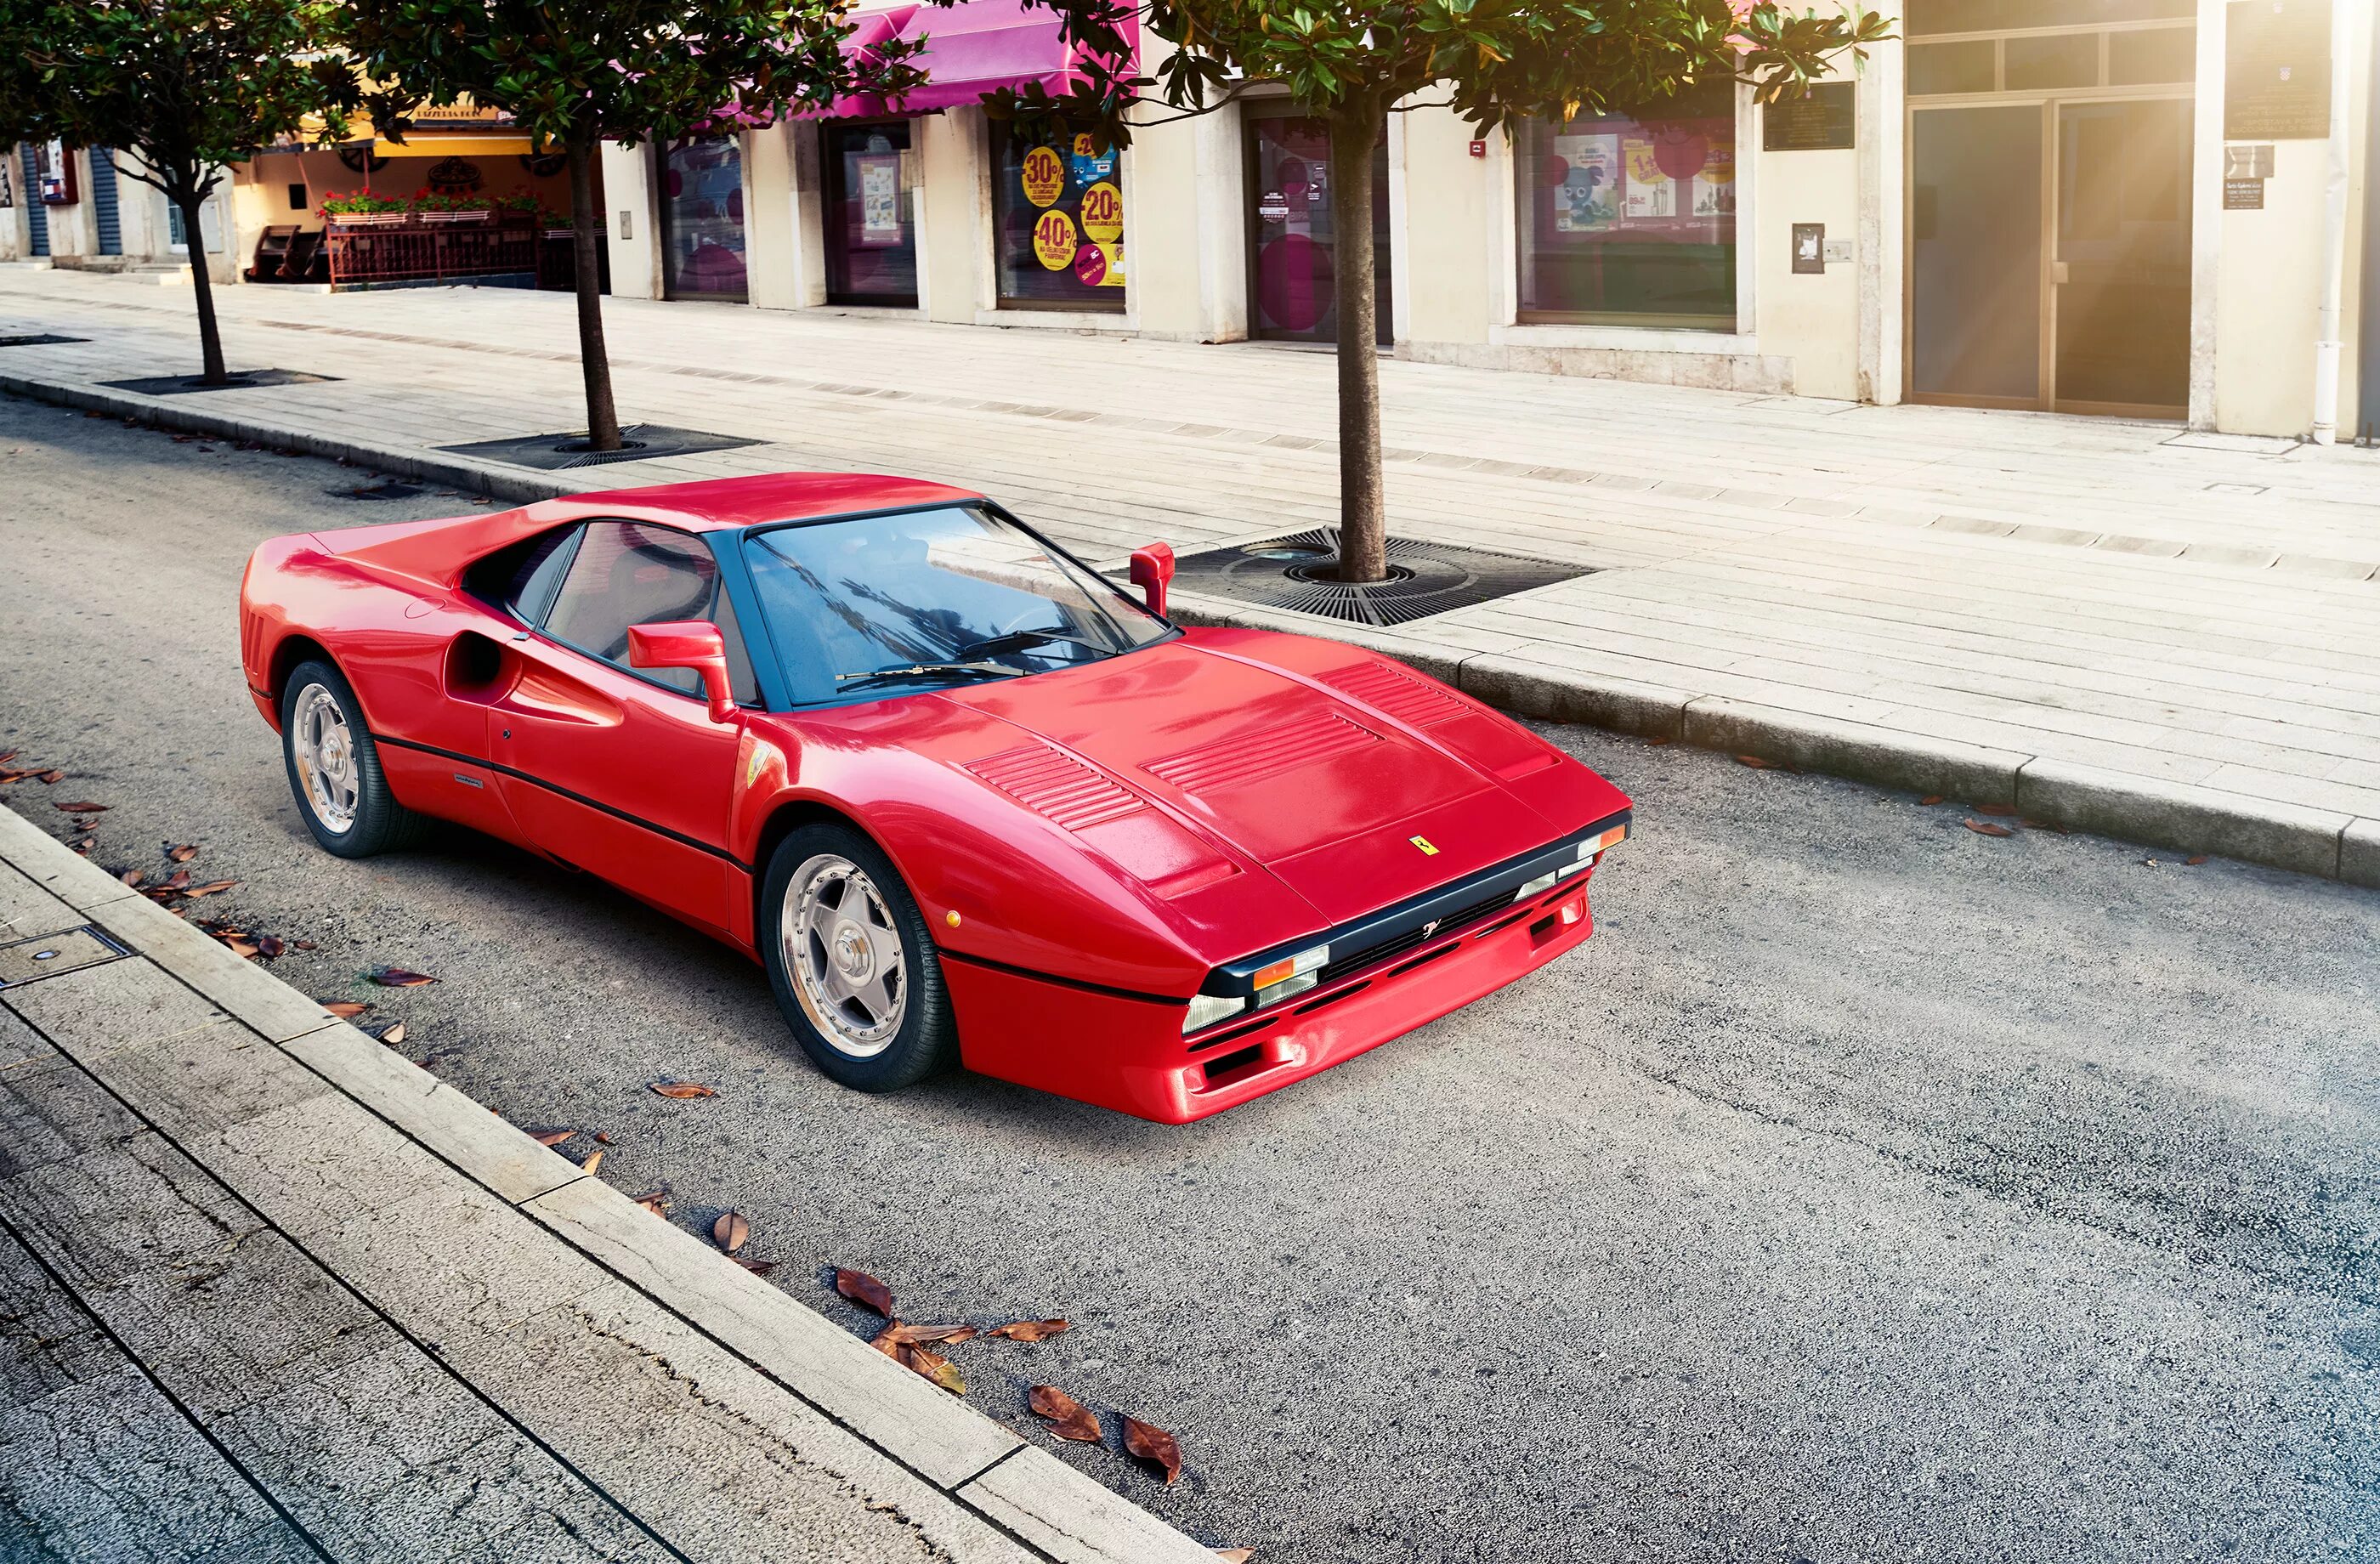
[{"x1": 2048, "y1": 260, "x2": 2071, "y2": 286}]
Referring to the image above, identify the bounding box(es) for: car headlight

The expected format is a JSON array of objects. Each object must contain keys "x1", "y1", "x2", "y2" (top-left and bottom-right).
[
  {"x1": 1182, "y1": 992, "x2": 1247, "y2": 1034},
  {"x1": 1252, "y1": 944, "x2": 1329, "y2": 1007},
  {"x1": 1512, "y1": 870, "x2": 1559, "y2": 902}
]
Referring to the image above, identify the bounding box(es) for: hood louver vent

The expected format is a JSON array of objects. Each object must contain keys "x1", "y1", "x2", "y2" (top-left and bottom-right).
[
  {"x1": 966, "y1": 744, "x2": 1147, "y2": 831},
  {"x1": 1144, "y1": 712, "x2": 1380, "y2": 795},
  {"x1": 1318, "y1": 662, "x2": 1471, "y2": 728}
]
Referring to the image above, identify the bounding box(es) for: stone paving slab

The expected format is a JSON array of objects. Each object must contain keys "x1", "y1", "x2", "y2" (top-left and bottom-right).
[
  {"x1": 0, "y1": 802, "x2": 1221, "y2": 1563},
  {"x1": 1, "y1": 265, "x2": 2375, "y2": 882}
]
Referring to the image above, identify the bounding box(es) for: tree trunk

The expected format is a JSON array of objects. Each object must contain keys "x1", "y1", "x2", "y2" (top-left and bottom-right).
[
  {"x1": 1328, "y1": 102, "x2": 1387, "y2": 584},
  {"x1": 176, "y1": 192, "x2": 230, "y2": 385},
  {"x1": 566, "y1": 137, "x2": 622, "y2": 451}
]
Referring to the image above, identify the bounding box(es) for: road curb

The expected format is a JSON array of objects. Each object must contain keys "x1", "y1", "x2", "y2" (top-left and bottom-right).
[
  {"x1": 0, "y1": 802, "x2": 1223, "y2": 1564},
  {"x1": 5, "y1": 365, "x2": 2374, "y2": 889}
]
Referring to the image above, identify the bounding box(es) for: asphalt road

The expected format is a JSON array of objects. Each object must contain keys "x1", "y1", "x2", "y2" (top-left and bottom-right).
[{"x1": 3, "y1": 394, "x2": 2375, "y2": 1564}]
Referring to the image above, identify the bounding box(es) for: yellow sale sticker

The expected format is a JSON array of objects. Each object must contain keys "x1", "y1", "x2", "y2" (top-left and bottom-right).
[
  {"x1": 1079, "y1": 180, "x2": 1123, "y2": 242},
  {"x1": 1032, "y1": 207, "x2": 1078, "y2": 270},
  {"x1": 1020, "y1": 145, "x2": 1066, "y2": 208}
]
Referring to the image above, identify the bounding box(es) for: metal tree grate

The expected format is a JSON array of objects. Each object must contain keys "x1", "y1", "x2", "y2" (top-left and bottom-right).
[
  {"x1": 437, "y1": 423, "x2": 762, "y2": 472},
  {"x1": 1166, "y1": 529, "x2": 1594, "y2": 627},
  {"x1": 0, "y1": 334, "x2": 88, "y2": 348},
  {"x1": 98, "y1": 368, "x2": 337, "y2": 396}
]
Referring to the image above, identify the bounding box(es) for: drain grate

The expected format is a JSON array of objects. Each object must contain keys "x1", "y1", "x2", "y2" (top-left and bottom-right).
[
  {"x1": 0, "y1": 333, "x2": 88, "y2": 348},
  {"x1": 1165, "y1": 529, "x2": 1594, "y2": 627},
  {"x1": 437, "y1": 423, "x2": 762, "y2": 473}
]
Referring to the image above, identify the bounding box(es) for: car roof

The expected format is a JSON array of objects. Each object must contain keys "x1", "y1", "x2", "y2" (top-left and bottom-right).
[{"x1": 524, "y1": 472, "x2": 988, "y2": 533}]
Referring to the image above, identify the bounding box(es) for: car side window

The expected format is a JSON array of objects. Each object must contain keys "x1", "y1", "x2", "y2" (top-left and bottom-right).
[
  {"x1": 541, "y1": 519, "x2": 758, "y2": 705},
  {"x1": 506, "y1": 525, "x2": 581, "y2": 624}
]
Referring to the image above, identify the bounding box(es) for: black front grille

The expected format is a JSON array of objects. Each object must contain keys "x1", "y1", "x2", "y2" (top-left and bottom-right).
[{"x1": 1315, "y1": 887, "x2": 1515, "y2": 986}]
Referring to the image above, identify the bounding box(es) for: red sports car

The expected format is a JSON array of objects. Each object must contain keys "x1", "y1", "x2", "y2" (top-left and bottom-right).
[{"x1": 238, "y1": 474, "x2": 1630, "y2": 1123}]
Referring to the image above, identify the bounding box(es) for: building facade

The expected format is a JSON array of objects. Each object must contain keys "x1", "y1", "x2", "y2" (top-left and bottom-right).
[
  {"x1": 587, "y1": 0, "x2": 2375, "y2": 441},
  {"x1": 2, "y1": 141, "x2": 235, "y2": 280}
]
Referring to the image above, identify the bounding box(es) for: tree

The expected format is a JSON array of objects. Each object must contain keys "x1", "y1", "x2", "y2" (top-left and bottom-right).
[
  {"x1": 978, "y1": 0, "x2": 1890, "y2": 581},
  {"x1": 0, "y1": 1, "x2": 359, "y2": 385},
  {"x1": 342, "y1": 0, "x2": 924, "y2": 452}
]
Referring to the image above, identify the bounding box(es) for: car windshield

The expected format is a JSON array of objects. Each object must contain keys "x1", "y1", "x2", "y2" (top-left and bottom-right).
[{"x1": 744, "y1": 506, "x2": 1172, "y2": 706}]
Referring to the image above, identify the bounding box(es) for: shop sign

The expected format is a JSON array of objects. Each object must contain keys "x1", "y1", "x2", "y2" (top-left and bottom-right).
[
  {"x1": 2226, "y1": 0, "x2": 2332, "y2": 139},
  {"x1": 1032, "y1": 207, "x2": 1078, "y2": 269},
  {"x1": 1080, "y1": 180, "x2": 1123, "y2": 242},
  {"x1": 427, "y1": 156, "x2": 484, "y2": 195},
  {"x1": 1763, "y1": 82, "x2": 1855, "y2": 152},
  {"x1": 1021, "y1": 145, "x2": 1066, "y2": 208},
  {"x1": 1069, "y1": 133, "x2": 1116, "y2": 184}
]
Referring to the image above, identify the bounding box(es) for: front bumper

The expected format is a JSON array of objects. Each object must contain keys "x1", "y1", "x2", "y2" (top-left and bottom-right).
[{"x1": 941, "y1": 869, "x2": 1601, "y2": 1123}]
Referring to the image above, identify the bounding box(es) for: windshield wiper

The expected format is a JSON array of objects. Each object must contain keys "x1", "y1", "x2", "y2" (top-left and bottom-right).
[
  {"x1": 953, "y1": 626, "x2": 1115, "y2": 660},
  {"x1": 834, "y1": 660, "x2": 1028, "y2": 694}
]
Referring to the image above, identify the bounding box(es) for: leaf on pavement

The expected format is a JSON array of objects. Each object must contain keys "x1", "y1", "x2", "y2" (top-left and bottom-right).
[
  {"x1": 988, "y1": 1319, "x2": 1070, "y2": 1342},
  {"x1": 369, "y1": 966, "x2": 438, "y2": 987},
  {"x1": 118, "y1": 869, "x2": 144, "y2": 887},
  {"x1": 886, "y1": 1323, "x2": 978, "y2": 1346},
  {"x1": 1122, "y1": 1414, "x2": 1184, "y2": 1484},
  {"x1": 36, "y1": 771, "x2": 64, "y2": 785},
  {"x1": 2185, "y1": 854, "x2": 2209, "y2": 866},
  {"x1": 323, "y1": 1001, "x2": 371, "y2": 1020},
  {"x1": 1028, "y1": 1385, "x2": 1102, "y2": 1442},
  {"x1": 649, "y1": 1080, "x2": 717, "y2": 1099},
  {"x1": 1974, "y1": 802, "x2": 2019, "y2": 817},
  {"x1": 713, "y1": 1210, "x2": 750, "y2": 1254},
  {"x1": 835, "y1": 1267, "x2": 896, "y2": 1318},
  {"x1": 731, "y1": 1255, "x2": 778, "y2": 1276},
  {"x1": 1732, "y1": 755, "x2": 1777, "y2": 770},
  {"x1": 255, "y1": 935, "x2": 286, "y2": 960},
  {"x1": 578, "y1": 1148, "x2": 604, "y2": 1176},
  {"x1": 1645, "y1": 736, "x2": 1673, "y2": 747},
  {"x1": 1918, "y1": 795, "x2": 1945, "y2": 807},
  {"x1": 1964, "y1": 819, "x2": 2014, "y2": 838},
  {"x1": 1215, "y1": 1551, "x2": 1256, "y2": 1562},
  {"x1": 902, "y1": 1344, "x2": 966, "y2": 1395},
  {"x1": 364, "y1": 1021, "x2": 405, "y2": 1047},
  {"x1": 219, "y1": 935, "x2": 260, "y2": 960},
  {"x1": 529, "y1": 1128, "x2": 575, "y2": 1146},
  {"x1": 158, "y1": 870, "x2": 193, "y2": 892},
  {"x1": 71, "y1": 837, "x2": 93, "y2": 854},
  {"x1": 54, "y1": 801, "x2": 108, "y2": 813},
  {"x1": 166, "y1": 842, "x2": 199, "y2": 863},
  {"x1": 633, "y1": 1190, "x2": 672, "y2": 1217},
  {"x1": 868, "y1": 1323, "x2": 905, "y2": 1358}
]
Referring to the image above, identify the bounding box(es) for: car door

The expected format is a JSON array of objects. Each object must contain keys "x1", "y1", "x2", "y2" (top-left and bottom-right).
[{"x1": 490, "y1": 518, "x2": 759, "y2": 938}]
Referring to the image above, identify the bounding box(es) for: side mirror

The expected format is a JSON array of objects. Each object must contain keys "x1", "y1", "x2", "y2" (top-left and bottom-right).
[
  {"x1": 627, "y1": 620, "x2": 737, "y2": 723},
  {"x1": 1129, "y1": 541, "x2": 1176, "y2": 619}
]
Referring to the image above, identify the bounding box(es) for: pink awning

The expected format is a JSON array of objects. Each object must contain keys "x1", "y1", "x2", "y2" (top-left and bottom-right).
[{"x1": 813, "y1": 0, "x2": 1133, "y2": 120}]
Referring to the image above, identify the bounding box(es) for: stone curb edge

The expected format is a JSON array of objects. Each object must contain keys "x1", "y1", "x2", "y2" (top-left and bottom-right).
[
  {"x1": 0, "y1": 802, "x2": 1220, "y2": 1564},
  {"x1": 7, "y1": 367, "x2": 2374, "y2": 890}
]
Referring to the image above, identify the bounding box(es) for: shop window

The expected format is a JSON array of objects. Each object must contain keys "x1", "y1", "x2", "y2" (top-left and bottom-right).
[
  {"x1": 2005, "y1": 32, "x2": 2100, "y2": 89},
  {"x1": 1907, "y1": 0, "x2": 2190, "y2": 34},
  {"x1": 2108, "y1": 25, "x2": 2195, "y2": 85},
  {"x1": 824, "y1": 122, "x2": 918, "y2": 307},
  {"x1": 1514, "y1": 91, "x2": 1736, "y2": 331},
  {"x1": 993, "y1": 135, "x2": 1125, "y2": 312},
  {"x1": 660, "y1": 135, "x2": 747, "y2": 303}
]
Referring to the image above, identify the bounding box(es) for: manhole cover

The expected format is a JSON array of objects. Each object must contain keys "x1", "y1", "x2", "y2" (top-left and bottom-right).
[
  {"x1": 438, "y1": 424, "x2": 762, "y2": 472},
  {"x1": 1166, "y1": 529, "x2": 1595, "y2": 627},
  {"x1": 98, "y1": 368, "x2": 338, "y2": 395},
  {"x1": 0, "y1": 333, "x2": 88, "y2": 348}
]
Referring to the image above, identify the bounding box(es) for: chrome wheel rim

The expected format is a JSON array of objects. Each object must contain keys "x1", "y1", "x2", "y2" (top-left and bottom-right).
[
  {"x1": 782, "y1": 853, "x2": 907, "y2": 1057},
  {"x1": 292, "y1": 683, "x2": 360, "y2": 835}
]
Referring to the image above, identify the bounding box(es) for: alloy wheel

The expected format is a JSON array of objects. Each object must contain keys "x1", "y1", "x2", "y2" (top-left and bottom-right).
[{"x1": 782, "y1": 853, "x2": 909, "y2": 1057}]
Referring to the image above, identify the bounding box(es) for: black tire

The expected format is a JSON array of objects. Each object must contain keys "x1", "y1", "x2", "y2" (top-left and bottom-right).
[
  {"x1": 278, "y1": 658, "x2": 432, "y2": 858},
  {"x1": 760, "y1": 822, "x2": 957, "y2": 1093}
]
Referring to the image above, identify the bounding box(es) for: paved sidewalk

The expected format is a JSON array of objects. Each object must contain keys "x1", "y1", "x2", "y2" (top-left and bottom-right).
[
  {"x1": 0, "y1": 803, "x2": 1217, "y2": 1563},
  {"x1": 3, "y1": 264, "x2": 2377, "y2": 882}
]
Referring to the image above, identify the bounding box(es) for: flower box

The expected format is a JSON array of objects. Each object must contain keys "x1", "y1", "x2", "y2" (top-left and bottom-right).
[
  {"x1": 326, "y1": 210, "x2": 409, "y2": 228},
  {"x1": 416, "y1": 209, "x2": 493, "y2": 225}
]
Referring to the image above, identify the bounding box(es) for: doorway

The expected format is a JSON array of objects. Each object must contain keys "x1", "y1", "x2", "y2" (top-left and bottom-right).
[
  {"x1": 658, "y1": 135, "x2": 747, "y2": 303},
  {"x1": 1244, "y1": 105, "x2": 1391, "y2": 346},
  {"x1": 1910, "y1": 96, "x2": 2190, "y2": 416},
  {"x1": 822, "y1": 122, "x2": 918, "y2": 308}
]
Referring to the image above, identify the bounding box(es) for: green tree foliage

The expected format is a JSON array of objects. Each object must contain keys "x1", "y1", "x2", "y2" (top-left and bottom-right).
[
  {"x1": 0, "y1": 0, "x2": 359, "y2": 383},
  {"x1": 974, "y1": 0, "x2": 1891, "y2": 580},
  {"x1": 342, "y1": 0, "x2": 926, "y2": 450}
]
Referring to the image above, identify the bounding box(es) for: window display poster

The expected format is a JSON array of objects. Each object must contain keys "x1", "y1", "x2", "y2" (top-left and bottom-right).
[
  {"x1": 1622, "y1": 138, "x2": 1675, "y2": 219},
  {"x1": 1552, "y1": 134, "x2": 1619, "y2": 232},
  {"x1": 857, "y1": 153, "x2": 902, "y2": 246},
  {"x1": 0, "y1": 156, "x2": 12, "y2": 209}
]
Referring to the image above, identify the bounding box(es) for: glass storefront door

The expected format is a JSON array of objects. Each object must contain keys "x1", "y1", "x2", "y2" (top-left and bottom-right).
[
  {"x1": 824, "y1": 122, "x2": 918, "y2": 307},
  {"x1": 1245, "y1": 106, "x2": 1391, "y2": 345},
  {"x1": 660, "y1": 135, "x2": 747, "y2": 303}
]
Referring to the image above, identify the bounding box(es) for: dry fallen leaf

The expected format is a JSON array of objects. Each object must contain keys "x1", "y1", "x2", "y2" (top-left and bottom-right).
[
  {"x1": 369, "y1": 966, "x2": 438, "y2": 987},
  {"x1": 731, "y1": 1255, "x2": 778, "y2": 1277},
  {"x1": 835, "y1": 1268, "x2": 896, "y2": 1318},
  {"x1": 594, "y1": 1130, "x2": 614, "y2": 1145},
  {"x1": 323, "y1": 1000, "x2": 371, "y2": 1020},
  {"x1": 1964, "y1": 819, "x2": 2015, "y2": 838},
  {"x1": 1733, "y1": 755, "x2": 1776, "y2": 770},
  {"x1": 529, "y1": 1128, "x2": 575, "y2": 1147},
  {"x1": 902, "y1": 1344, "x2": 966, "y2": 1395},
  {"x1": 1122, "y1": 1414, "x2": 1184, "y2": 1485},
  {"x1": 989, "y1": 1319, "x2": 1070, "y2": 1343},
  {"x1": 578, "y1": 1148, "x2": 605, "y2": 1176},
  {"x1": 1646, "y1": 736, "x2": 1674, "y2": 747},
  {"x1": 713, "y1": 1210, "x2": 750, "y2": 1254},
  {"x1": 36, "y1": 771, "x2": 63, "y2": 785},
  {"x1": 365, "y1": 1021, "x2": 405, "y2": 1047},
  {"x1": 2185, "y1": 854, "x2": 2209, "y2": 866},
  {"x1": 220, "y1": 936, "x2": 260, "y2": 960},
  {"x1": 54, "y1": 801, "x2": 108, "y2": 813},
  {"x1": 633, "y1": 1190, "x2": 672, "y2": 1217},
  {"x1": 255, "y1": 935, "x2": 286, "y2": 960},
  {"x1": 166, "y1": 842, "x2": 199, "y2": 863},
  {"x1": 1918, "y1": 795, "x2": 1945, "y2": 807},
  {"x1": 649, "y1": 1080, "x2": 718, "y2": 1099},
  {"x1": 885, "y1": 1322, "x2": 978, "y2": 1346},
  {"x1": 1028, "y1": 1385, "x2": 1102, "y2": 1443},
  {"x1": 1974, "y1": 802, "x2": 2019, "y2": 817},
  {"x1": 183, "y1": 878, "x2": 236, "y2": 898},
  {"x1": 118, "y1": 869, "x2": 144, "y2": 887},
  {"x1": 1215, "y1": 1551, "x2": 1255, "y2": 1563},
  {"x1": 868, "y1": 1323, "x2": 905, "y2": 1359}
]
